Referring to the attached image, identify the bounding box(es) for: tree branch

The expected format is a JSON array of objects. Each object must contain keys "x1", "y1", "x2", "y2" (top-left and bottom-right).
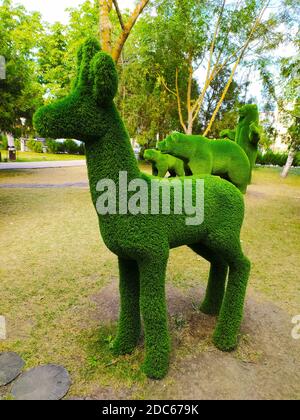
[
  {"x1": 112, "y1": 0, "x2": 150, "y2": 63},
  {"x1": 160, "y1": 75, "x2": 177, "y2": 97},
  {"x1": 203, "y1": 1, "x2": 270, "y2": 136},
  {"x1": 99, "y1": 0, "x2": 113, "y2": 53},
  {"x1": 112, "y1": 0, "x2": 125, "y2": 30},
  {"x1": 175, "y1": 68, "x2": 187, "y2": 133}
]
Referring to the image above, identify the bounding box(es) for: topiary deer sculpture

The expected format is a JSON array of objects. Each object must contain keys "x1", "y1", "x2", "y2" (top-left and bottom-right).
[{"x1": 34, "y1": 38, "x2": 251, "y2": 379}]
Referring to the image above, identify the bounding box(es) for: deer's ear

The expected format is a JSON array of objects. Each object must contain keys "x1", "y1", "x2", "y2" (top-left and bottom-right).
[
  {"x1": 76, "y1": 38, "x2": 101, "y2": 88},
  {"x1": 91, "y1": 52, "x2": 118, "y2": 105}
]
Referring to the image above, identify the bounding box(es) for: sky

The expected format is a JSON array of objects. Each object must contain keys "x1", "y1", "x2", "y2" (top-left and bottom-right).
[{"x1": 13, "y1": 0, "x2": 136, "y2": 23}]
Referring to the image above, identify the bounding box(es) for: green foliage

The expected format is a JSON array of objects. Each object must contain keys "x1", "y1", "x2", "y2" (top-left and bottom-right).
[
  {"x1": 201, "y1": 69, "x2": 242, "y2": 137},
  {"x1": 158, "y1": 132, "x2": 251, "y2": 193},
  {"x1": 34, "y1": 39, "x2": 251, "y2": 379},
  {"x1": 14, "y1": 138, "x2": 21, "y2": 151},
  {"x1": 45, "y1": 139, "x2": 59, "y2": 154},
  {"x1": 27, "y1": 138, "x2": 43, "y2": 153},
  {"x1": 45, "y1": 139, "x2": 85, "y2": 155},
  {"x1": 257, "y1": 151, "x2": 300, "y2": 167},
  {"x1": 0, "y1": 0, "x2": 44, "y2": 133},
  {"x1": 0, "y1": 133, "x2": 8, "y2": 150},
  {"x1": 144, "y1": 149, "x2": 185, "y2": 177}
]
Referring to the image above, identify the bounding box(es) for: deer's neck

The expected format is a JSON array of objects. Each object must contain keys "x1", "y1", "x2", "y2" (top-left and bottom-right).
[{"x1": 85, "y1": 105, "x2": 140, "y2": 207}]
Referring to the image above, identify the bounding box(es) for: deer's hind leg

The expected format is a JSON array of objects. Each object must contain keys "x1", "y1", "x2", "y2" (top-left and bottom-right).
[
  {"x1": 112, "y1": 258, "x2": 141, "y2": 356},
  {"x1": 208, "y1": 236, "x2": 251, "y2": 352},
  {"x1": 189, "y1": 243, "x2": 228, "y2": 316}
]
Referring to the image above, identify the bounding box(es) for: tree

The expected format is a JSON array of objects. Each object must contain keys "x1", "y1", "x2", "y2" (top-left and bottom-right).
[
  {"x1": 149, "y1": 0, "x2": 282, "y2": 135},
  {"x1": 0, "y1": 0, "x2": 44, "y2": 137},
  {"x1": 281, "y1": 105, "x2": 300, "y2": 178},
  {"x1": 99, "y1": 0, "x2": 151, "y2": 61},
  {"x1": 200, "y1": 68, "x2": 241, "y2": 137}
]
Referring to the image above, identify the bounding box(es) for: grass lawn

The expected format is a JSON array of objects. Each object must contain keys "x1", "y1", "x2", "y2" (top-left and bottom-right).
[
  {"x1": 0, "y1": 165, "x2": 299, "y2": 399},
  {"x1": 0, "y1": 150, "x2": 85, "y2": 162}
]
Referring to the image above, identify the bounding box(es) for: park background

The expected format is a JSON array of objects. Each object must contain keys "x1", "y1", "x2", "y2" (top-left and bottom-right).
[{"x1": 0, "y1": 0, "x2": 299, "y2": 400}]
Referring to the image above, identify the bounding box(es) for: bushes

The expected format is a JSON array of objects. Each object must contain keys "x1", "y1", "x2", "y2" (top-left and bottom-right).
[
  {"x1": 257, "y1": 151, "x2": 300, "y2": 167},
  {"x1": 29, "y1": 138, "x2": 85, "y2": 155},
  {"x1": 46, "y1": 139, "x2": 59, "y2": 154},
  {"x1": 27, "y1": 138, "x2": 43, "y2": 153},
  {"x1": 14, "y1": 138, "x2": 21, "y2": 151},
  {"x1": 0, "y1": 134, "x2": 8, "y2": 150}
]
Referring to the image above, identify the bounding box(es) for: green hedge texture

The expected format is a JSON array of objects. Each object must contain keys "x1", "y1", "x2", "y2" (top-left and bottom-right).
[
  {"x1": 34, "y1": 38, "x2": 251, "y2": 379},
  {"x1": 235, "y1": 104, "x2": 261, "y2": 170},
  {"x1": 144, "y1": 149, "x2": 185, "y2": 177},
  {"x1": 158, "y1": 132, "x2": 251, "y2": 193}
]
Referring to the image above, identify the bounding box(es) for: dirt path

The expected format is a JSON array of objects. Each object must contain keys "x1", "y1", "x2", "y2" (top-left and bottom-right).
[
  {"x1": 0, "y1": 161, "x2": 86, "y2": 170},
  {"x1": 90, "y1": 282, "x2": 300, "y2": 400},
  {"x1": 0, "y1": 182, "x2": 88, "y2": 188}
]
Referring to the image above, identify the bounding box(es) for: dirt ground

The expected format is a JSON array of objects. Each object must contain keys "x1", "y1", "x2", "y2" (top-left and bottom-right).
[{"x1": 85, "y1": 281, "x2": 300, "y2": 400}]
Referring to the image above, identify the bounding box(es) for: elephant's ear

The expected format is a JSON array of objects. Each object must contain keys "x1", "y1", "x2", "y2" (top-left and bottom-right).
[
  {"x1": 91, "y1": 52, "x2": 118, "y2": 105},
  {"x1": 76, "y1": 37, "x2": 101, "y2": 89}
]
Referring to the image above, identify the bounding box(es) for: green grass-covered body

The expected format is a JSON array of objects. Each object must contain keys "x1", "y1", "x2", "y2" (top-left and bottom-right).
[
  {"x1": 221, "y1": 105, "x2": 262, "y2": 178},
  {"x1": 144, "y1": 149, "x2": 185, "y2": 177},
  {"x1": 159, "y1": 132, "x2": 251, "y2": 193},
  {"x1": 235, "y1": 104, "x2": 261, "y2": 170},
  {"x1": 34, "y1": 38, "x2": 250, "y2": 379}
]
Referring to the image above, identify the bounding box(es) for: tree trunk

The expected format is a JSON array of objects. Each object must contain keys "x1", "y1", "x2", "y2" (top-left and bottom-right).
[
  {"x1": 186, "y1": 113, "x2": 193, "y2": 134},
  {"x1": 99, "y1": 0, "x2": 113, "y2": 53},
  {"x1": 6, "y1": 132, "x2": 14, "y2": 148},
  {"x1": 281, "y1": 150, "x2": 295, "y2": 178}
]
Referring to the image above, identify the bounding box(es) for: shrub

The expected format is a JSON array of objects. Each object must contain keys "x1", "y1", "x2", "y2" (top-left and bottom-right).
[
  {"x1": 27, "y1": 138, "x2": 43, "y2": 153},
  {"x1": 46, "y1": 139, "x2": 59, "y2": 154},
  {"x1": 64, "y1": 139, "x2": 79, "y2": 154},
  {"x1": 0, "y1": 134, "x2": 8, "y2": 150},
  {"x1": 256, "y1": 151, "x2": 300, "y2": 167},
  {"x1": 14, "y1": 138, "x2": 21, "y2": 151}
]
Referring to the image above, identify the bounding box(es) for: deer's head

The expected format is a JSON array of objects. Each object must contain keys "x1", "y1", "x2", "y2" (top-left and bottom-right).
[{"x1": 34, "y1": 38, "x2": 118, "y2": 143}]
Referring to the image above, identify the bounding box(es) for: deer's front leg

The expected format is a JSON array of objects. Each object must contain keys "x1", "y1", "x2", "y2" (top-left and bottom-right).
[
  {"x1": 112, "y1": 258, "x2": 141, "y2": 356},
  {"x1": 138, "y1": 250, "x2": 170, "y2": 379}
]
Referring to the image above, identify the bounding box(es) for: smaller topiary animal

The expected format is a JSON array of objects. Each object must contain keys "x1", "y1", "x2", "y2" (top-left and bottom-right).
[
  {"x1": 158, "y1": 132, "x2": 251, "y2": 193},
  {"x1": 221, "y1": 104, "x2": 262, "y2": 175},
  {"x1": 144, "y1": 149, "x2": 185, "y2": 178}
]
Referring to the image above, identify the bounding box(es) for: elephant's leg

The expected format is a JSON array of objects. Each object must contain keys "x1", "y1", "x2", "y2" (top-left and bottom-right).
[
  {"x1": 189, "y1": 244, "x2": 228, "y2": 315},
  {"x1": 112, "y1": 258, "x2": 141, "y2": 356},
  {"x1": 138, "y1": 249, "x2": 170, "y2": 379},
  {"x1": 212, "y1": 241, "x2": 251, "y2": 351}
]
